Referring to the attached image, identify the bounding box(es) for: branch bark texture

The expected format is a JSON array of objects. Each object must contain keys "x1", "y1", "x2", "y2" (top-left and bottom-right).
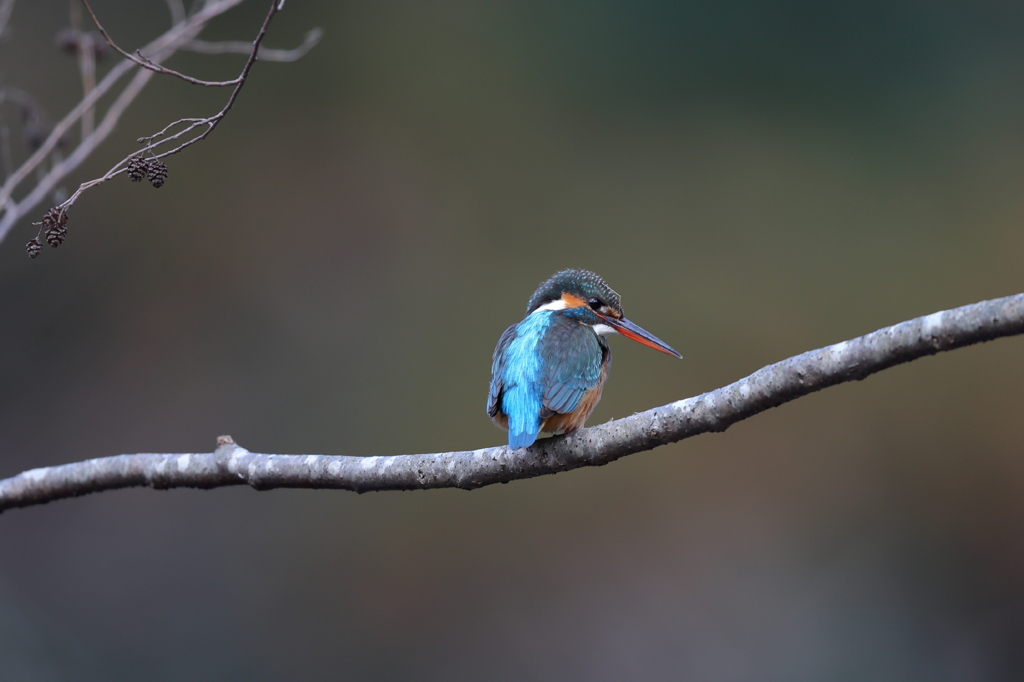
[{"x1": 2, "y1": 294, "x2": 1022, "y2": 513}]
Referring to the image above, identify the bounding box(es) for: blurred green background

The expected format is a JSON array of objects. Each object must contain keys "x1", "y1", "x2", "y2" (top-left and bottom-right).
[{"x1": 1, "y1": 0, "x2": 1023, "y2": 679}]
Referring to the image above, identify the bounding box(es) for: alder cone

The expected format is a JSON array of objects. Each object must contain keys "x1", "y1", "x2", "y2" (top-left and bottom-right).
[
  {"x1": 127, "y1": 156, "x2": 149, "y2": 182},
  {"x1": 147, "y1": 159, "x2": 168, "y2": 188},
  {"x1": 45, "y1": 226, "x2": 66, "y2": 248}
]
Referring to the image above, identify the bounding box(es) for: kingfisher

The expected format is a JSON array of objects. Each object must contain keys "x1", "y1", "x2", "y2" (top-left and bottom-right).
[{"x1": 488, "y1": 269, "x2": 682, "y2": 449}]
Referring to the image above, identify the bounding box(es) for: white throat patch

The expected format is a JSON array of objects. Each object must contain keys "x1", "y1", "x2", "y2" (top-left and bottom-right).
[
  {"x1": 592, "y1": 323, "x2": 617, "y2": 336},
  {"x1": 531, "y1": 298, "x2": 569, "y2": 313}
]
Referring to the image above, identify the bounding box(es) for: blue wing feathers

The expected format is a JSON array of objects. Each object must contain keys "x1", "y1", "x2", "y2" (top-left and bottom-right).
[
  {"x1": 493, "y1": 314, "x2": 551, "y2": 448},
  {"x1": 489, "y1": 312, "x2": 607, "y2": 449},
  {"x1": 487, "y1": 324, "x2": 518, "y2": 418},
  {"x1": 538, "y1": 319, "x2": 603, "y2": 416},
  {"x1": 546, "y1": 383, "x2": 576, "y2": 413}
]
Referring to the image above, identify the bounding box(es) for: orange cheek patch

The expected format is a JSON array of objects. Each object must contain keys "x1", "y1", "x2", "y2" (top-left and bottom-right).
[{"x1": 561, "y1": 292, "x2": 587, "y2": 308}]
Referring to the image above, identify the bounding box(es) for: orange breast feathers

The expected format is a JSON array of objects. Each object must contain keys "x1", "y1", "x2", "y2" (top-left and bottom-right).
[{"x1": 539, "y1": 363, "x2": 609, "y2": 435}]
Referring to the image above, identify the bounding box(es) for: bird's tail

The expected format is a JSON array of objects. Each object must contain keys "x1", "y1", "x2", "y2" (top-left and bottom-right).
[{"x1": 504, "y1": 387, "x2": 541, "y2": 449}]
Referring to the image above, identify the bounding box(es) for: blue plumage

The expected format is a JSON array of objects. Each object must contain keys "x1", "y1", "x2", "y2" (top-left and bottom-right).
[
  {"x1": 488, "y1": 269, "x2": 681, "y2": 449},
  {"x1": 489, "y1": 311, "x2": 607, "y2": 448},
  {"x1": 492, "y1": 312, "x2": 552, "y2": 448}
]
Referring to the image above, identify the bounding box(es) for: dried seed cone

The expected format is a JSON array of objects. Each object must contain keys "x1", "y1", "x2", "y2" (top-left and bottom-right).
[
  {"x1": 46, "y1": 225, "x2": 67, "y2": 248},
  {"x1": 148, "y1": 159, "x2": 168, "y2": 188},
  {"x1": 52, "y1": 207, "x2": 67, "y2": 228},
  {"x1": 127, "y1": 156, "x2": 149, "y2": 182},
  {"x1": 26, "y1": 238, "x2": 41, "y2": 259},
  {"x1": 40, "y1": 206, "x2": 66, "y2": 229}
]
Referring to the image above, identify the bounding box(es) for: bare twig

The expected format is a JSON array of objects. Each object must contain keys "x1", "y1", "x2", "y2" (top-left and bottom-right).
[
  {"x1": 2, "y1": 293, "x2": 1021, "y2": 513},
  {"x1": 0, "y1": 0, "x2": 319, "y2": 246},
  {"x1": 76, "y1": 37, "x2": 98, "y2": 139},
  {"x1": 81, "y1": 0, "x2": 246, "y2": 87},
  {"x1": 67, "y1": 3, "x2": 96, "y2": 139},
  {"x1": 184, "y1": 27, "x2": 323, "y2": 61},
  {"x1": 78, "y1": 47, "x2": 96, "y2": 139},
  {"x1": 41, "y1": 0, "x2": 287, "y2": 215},
  {"x1": 0, "y1": 0, "x2": 244, "y2": 237},
  {"x1": 0, "y1": 51, "x2": 137, "y2": 217},
  {"x1": 10, "y1": 65, "x2": 159, "y2": 235},
  {"x1": 147, "y1": 0, "x2": 286, "y2": 152}
]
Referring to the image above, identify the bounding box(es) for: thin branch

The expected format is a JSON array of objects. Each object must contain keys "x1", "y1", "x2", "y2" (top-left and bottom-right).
[
  {"x1": 183, "y1": 28, "x2": 323, "y2": 62},
  {"x1": 168, "y1": 0, "x2": 283, "y2": 143},
  {"x1": 2, "y1": 293, "x2": 1021, "y2": 513},
  {"x1": 0, "y1": 0, "x2": 247, "y2": 237},
  {"x1": 82, "y1": 0, "x2": 246, "y2": 88},
  {"x1": 0, "y1": 53, "x2": 135, "y2": 219},
  {"x1": 76, "y1": 37, "x2": 98, "y2": 139},
  {"x1": 0, "y1": 0, "x2": 318, "y2": 246},
  {"x1": 43, "y1": 0, "x2": 287, "y2": 213},
  {"x1": 10, "y1": 65, "x2": 158, "y2": 233},
  {"x1": 67, "y1": 2, "x2": 95, "y2": 139}
]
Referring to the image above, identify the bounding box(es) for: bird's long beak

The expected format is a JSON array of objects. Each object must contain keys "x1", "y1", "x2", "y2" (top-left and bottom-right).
[{"x1": 603, "y1": 316, "x2": 682, "y2": 358}]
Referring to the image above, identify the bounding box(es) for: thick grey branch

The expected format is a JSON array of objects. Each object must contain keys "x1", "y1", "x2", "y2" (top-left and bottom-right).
[{"x1": 2, "y1": 294, "x2": 1022, "y2": 513}]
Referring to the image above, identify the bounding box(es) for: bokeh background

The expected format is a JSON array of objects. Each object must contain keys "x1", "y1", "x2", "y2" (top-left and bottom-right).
[{"x1": 1, "y1": 0, "x2": 1023, "y2": 679}]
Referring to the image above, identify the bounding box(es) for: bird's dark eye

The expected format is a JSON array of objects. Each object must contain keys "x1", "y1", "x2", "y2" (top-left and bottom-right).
[{"x1": 588, "y1": 298, "x2": 602, "y2": 310}]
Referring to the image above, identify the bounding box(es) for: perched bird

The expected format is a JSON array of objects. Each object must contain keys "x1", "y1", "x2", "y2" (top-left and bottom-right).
[{"x1": 488, "y1": 269, "x2": 681, "y2": 449}]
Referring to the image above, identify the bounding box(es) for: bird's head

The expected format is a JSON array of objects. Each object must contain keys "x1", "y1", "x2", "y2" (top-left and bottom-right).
[{"x1": 526, "y1": 269, "x2": 682, "y2": 358}]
